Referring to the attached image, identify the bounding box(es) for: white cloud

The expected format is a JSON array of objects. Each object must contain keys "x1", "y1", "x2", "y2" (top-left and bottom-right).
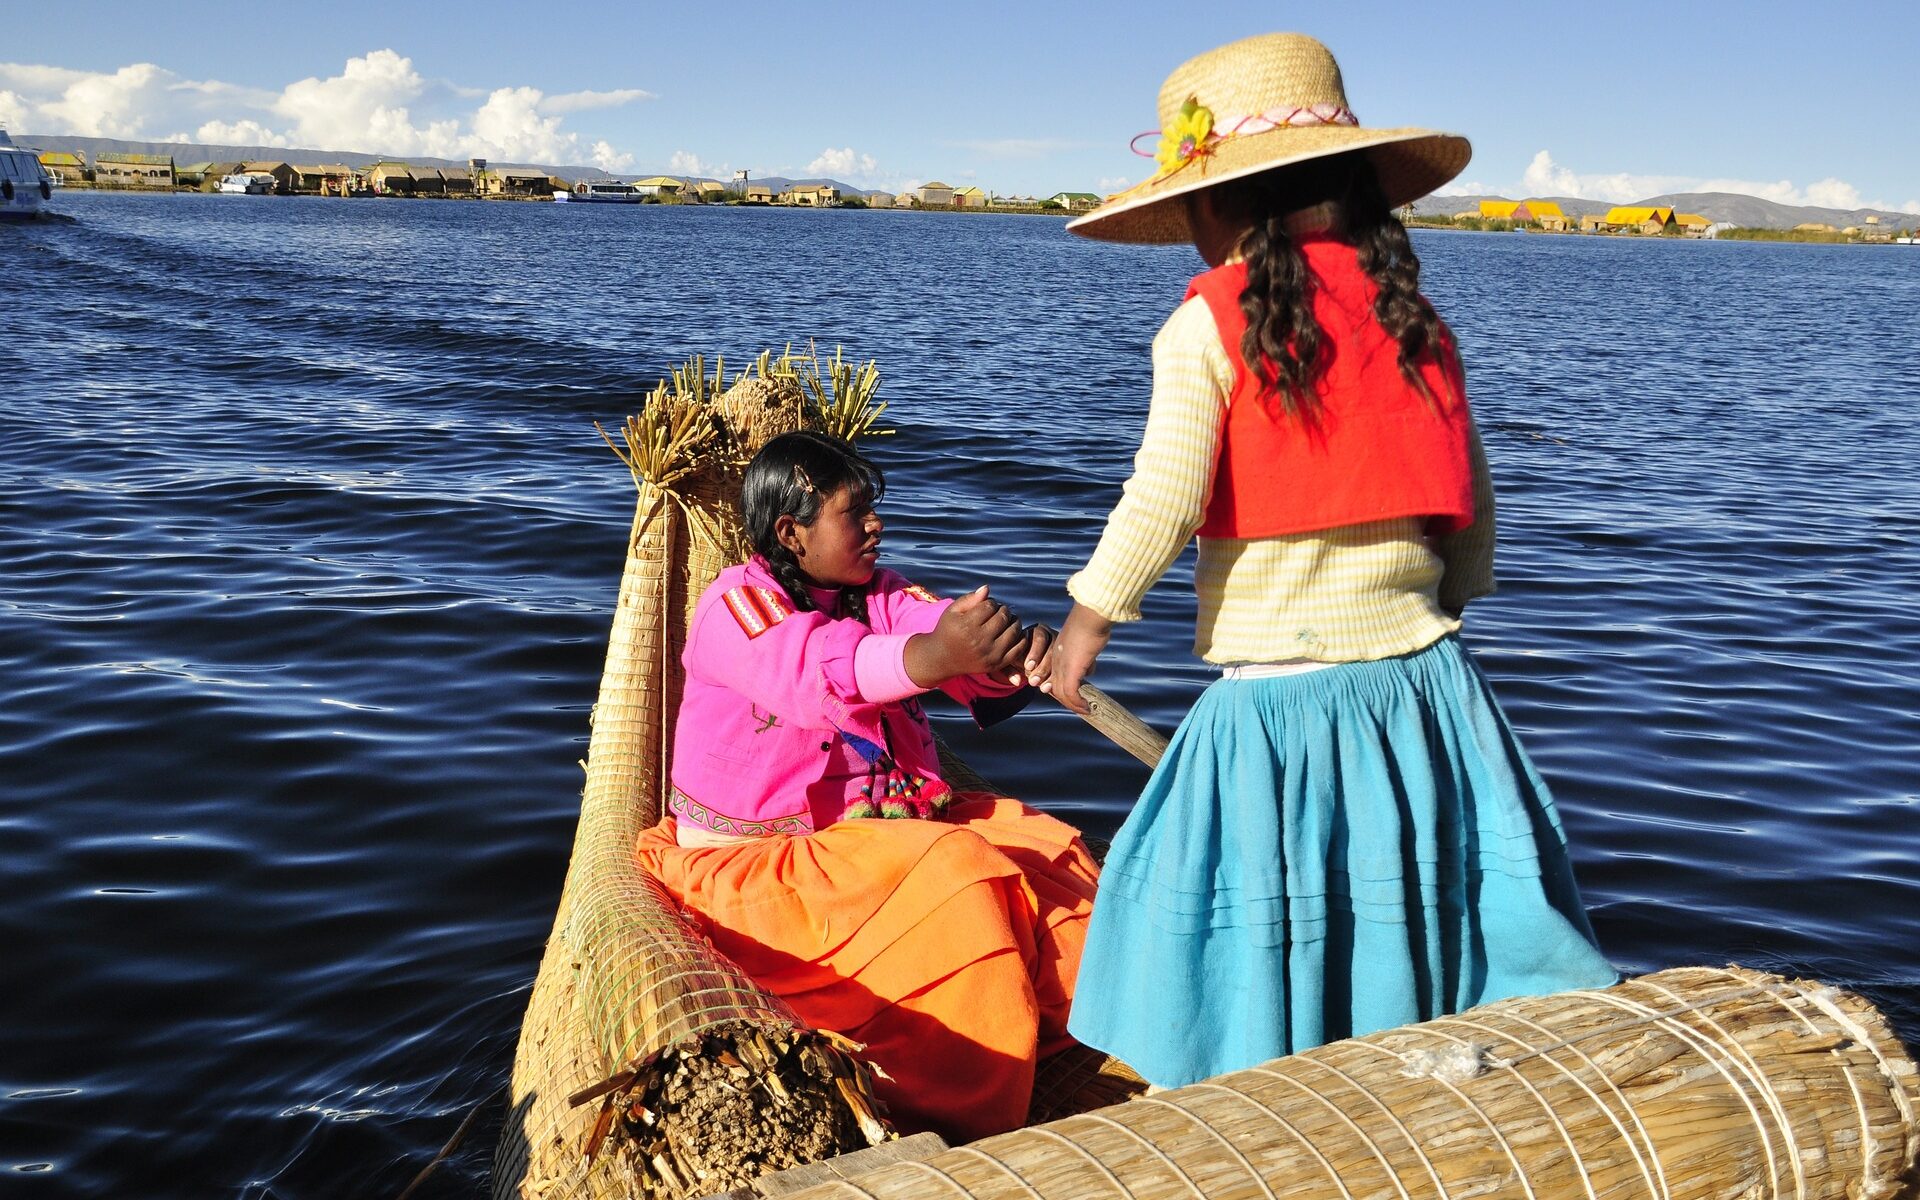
[
  {"x1": 37, "y1": 63, "x2": 184, "y2": 138},
  {"x1": 1520, "y1": 150, "x2": 1582, "y2": 196},
  {"x1": 541, "y1": 87, "x2": 652, "y2": 115},
  {"x1": 0, "y1": 88, "x2": 33, "y2": 129},
  {"x1": 592, "y1": 140, "x2": 634, "y2": 173},
  {"x1": 1800, "y1": 177, "x2": 1861, "y2": 210},
  {"x1": 195, "y1": 118, "x2": 292, "y2": 147},
  {"x1": 0, "y1": 50, "x2": 644, "y2": 169},
  {"x1": 1434, "y1": 177, "x2": 1488, "y2": 197},
  {"x1": 807, "y1": 145, "x2": 879, "y2": 180},
  {"x1": 1901, "y1": 201, "x2": 1920, "y2": 215},
  {"x1": 668, "y1": 149, "x2": 727, "y2": 178},
  {"x1": 1095, "y1": 175, "x2": 1131, "y2": 192},
  {"x1": 273, "y1": 50, "x2": 461, "y2": 156},
  {"x1": 469, "y1": 85, "x2": 575, "y2": 161},
  {"x1": 1520, "y1": 149, "x2": 1906, "y2": 213}
]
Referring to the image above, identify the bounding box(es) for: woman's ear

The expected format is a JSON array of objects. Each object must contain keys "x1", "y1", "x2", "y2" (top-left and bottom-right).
[{"x1": 774, "y1": 513, "x2": 804, "y2": 556}]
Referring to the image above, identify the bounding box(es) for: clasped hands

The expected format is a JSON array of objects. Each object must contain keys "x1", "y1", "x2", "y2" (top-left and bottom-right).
[{"x1": 904, "y1": 585, "x2": 1055, "y2": 691}]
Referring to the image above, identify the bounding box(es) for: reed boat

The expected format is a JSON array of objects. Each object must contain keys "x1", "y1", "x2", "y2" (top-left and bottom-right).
[{"x1": 493, "y1": 348, "x2": 1920, "y2": 1200}]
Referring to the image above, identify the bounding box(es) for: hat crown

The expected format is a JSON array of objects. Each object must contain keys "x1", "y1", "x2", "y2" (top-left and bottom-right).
[{"x1": 1157, "y1": 33, "x2": 1351, "y2": 130}]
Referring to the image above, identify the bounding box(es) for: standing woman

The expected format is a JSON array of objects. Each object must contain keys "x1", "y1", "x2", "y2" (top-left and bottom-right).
[{"x1": 1048, "y1": 33, "x2": 1617, "y2": 1089}]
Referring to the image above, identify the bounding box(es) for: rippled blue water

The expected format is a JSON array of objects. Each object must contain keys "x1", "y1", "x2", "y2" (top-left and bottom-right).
[{"x1": 4, "y1": 192, "x2": 1917, "y2": 1197}]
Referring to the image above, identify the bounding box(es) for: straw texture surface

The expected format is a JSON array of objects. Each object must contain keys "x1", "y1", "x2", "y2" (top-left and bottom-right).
[
  {"x1": 1067, "y1": 32, "x2": 1469, "y2": 244},
  {"x1": 495, "y1": 360, "x2": 879, "y2": 1199},
  {"x1": 491, "y1": 352, "x2": 1150, "y2": 1199},
  {"x1": 774, "y1": 966, "x2": 1920, "y2": 1200}
]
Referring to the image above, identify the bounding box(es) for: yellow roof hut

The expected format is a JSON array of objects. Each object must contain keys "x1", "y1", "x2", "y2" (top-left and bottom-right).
[
  {"x1": 1603, "y1": 205, "x2": 1676, "y2": 234},
  {"x1": 38, "y1": 151, "x2": 86, "y2": 182}
]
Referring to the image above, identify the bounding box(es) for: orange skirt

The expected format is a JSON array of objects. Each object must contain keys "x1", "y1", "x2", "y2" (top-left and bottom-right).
[{"x1": 634, "y1": 793, "x2": 1098, "y2": 1142}]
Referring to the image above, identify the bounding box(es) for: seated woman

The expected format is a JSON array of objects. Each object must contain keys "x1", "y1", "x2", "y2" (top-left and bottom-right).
[{"x1": 635, "y1": 430, "x2": 1099, "y2": 1141}]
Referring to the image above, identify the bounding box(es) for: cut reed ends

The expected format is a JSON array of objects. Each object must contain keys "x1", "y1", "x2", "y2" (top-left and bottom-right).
[{"x1": 571, "y1": 1022, "x2": 891, "y2": 1200}]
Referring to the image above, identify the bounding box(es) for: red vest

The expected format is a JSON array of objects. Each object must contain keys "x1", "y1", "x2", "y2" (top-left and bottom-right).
[{"x1": 1186, "y1": 241, "x2": 1476, "y2": 539}]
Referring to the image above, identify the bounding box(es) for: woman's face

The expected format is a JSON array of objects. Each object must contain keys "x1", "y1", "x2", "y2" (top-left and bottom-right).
[
  {"x1": 782, "y1": 485, "x2": 883, "y2": 589},
  {"x1": 1185, "y1": 190, "x2": 1243, "y2": 268}
]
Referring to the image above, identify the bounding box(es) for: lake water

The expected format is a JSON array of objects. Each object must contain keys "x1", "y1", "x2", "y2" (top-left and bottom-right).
[{"x1": 4, "y1": 192, "x2": 1917, "y2": 1197}]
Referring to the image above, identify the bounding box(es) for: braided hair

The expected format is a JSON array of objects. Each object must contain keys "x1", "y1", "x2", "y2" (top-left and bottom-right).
[
  {"x1": 1206, "y1": 152, "x2": 1453, "y2": 421},
  {"x1": 741, "y1": 431, "x2": 886, "y2": 624}
]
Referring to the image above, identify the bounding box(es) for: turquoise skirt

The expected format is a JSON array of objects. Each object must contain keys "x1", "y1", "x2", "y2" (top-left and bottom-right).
[{"x1": 1068, "y1": 634, "x2": 1618, "y2": 1088}]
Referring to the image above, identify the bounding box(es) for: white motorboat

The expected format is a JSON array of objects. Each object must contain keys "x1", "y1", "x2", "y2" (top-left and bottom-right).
[
  {"x1": 554, "y1": 181, "x2": 643, "y2": 203},
  {"x1": 218, "y1": 172, "x2": 277, "y2": 195},
  {"x1": 0, "y1": 130, "x2": 54, "y2": 219}
]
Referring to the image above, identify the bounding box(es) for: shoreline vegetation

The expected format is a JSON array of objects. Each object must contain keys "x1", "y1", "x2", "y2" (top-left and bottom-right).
[
  {"x1": 45, "y1": 175, "x2": 1916, "y2": 241},
  {"x1": 53, "y1": 183, "x2": 1082, "y2": 216},
  {"x1": 1408, "y1": 217, "x2": 1904, "y2": 245},
  {"x1": 37, "y1": 156, "x2": 1100, "y2": 216}
]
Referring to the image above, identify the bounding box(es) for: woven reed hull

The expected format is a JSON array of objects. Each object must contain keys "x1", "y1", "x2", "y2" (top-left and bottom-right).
[
  {"x1": 494, "y1": 366, "x2": 1920, "y2": 1200},
  {"x1": 496, "y1": 377, "x2": 854, "y2": 1200},
  {"x1": 777, "y1": 966, "x2": 1919, "y2": 1200}
]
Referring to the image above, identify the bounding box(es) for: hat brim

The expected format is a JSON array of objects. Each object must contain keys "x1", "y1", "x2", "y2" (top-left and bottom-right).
[{"x1": 1067, "y1": 127, "x2": 1471, "y2": 244}]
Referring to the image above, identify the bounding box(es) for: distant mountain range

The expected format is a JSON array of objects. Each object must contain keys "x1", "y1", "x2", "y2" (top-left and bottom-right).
[
  {"x1": 14, "y1": 133, "x2": 877, "y2": 197},
  {"x1": 1410, "y1": 191, "x2": 1918, "y2": 231}
]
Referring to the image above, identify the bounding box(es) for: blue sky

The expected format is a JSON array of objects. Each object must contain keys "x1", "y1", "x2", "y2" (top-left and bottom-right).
[{"x1": 6, "y1": 1, "x2": 1916, "y2": 210}]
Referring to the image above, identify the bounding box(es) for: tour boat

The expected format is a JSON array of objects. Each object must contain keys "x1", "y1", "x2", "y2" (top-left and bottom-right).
[
  {"x1": 217, "y1": 173, "x2": 276, "y2": 195},
  {"x1": 489, "y1": 349, "x2": 1920, "y2": 1200},
  {"x1": 0, "y1": 131, "x2": 54, "y2": 220},
  {"x1": 554, "y1": 181, "x2": 644, "y2": 204}
]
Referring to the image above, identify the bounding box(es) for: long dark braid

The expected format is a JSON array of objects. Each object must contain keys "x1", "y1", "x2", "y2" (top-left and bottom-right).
[
  {"x1": 1211, "y1": 153, "x2": 1454, "y2": 419},
  {"x1": 741, "y1": 431, "x2": 885, "y2": 624},
  {"x1": 1235, "y1": 212, "x2": 1322, "y2": 417}
]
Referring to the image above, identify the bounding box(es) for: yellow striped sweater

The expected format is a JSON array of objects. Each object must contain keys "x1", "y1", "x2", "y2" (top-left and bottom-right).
[{"x1": 1066, "y1": 296, "x2": 1497, "y2": 665}]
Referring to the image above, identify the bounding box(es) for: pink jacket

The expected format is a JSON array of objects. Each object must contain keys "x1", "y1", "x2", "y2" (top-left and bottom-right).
[{"x1": 668, "y1": 558, "x2": 1032, "y2": 837}]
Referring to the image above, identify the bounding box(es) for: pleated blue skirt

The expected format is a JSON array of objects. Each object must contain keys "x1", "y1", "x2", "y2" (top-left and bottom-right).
[{"x1": 1068, "y1": 634, "x2": 1618, "y2": 1088}]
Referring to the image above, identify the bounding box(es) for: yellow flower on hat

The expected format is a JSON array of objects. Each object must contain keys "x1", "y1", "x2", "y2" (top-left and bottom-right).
[{"x1": 1155, "y1": 98, "x2": 1215, "y2": 176}]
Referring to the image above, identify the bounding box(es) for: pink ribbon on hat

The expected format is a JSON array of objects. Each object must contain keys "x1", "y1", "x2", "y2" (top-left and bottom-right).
[
  {"x1": 1216, "y1": 102, "x2": 1359, "y2": 135},
  {"x1": 1128, "y1": 102, "x2": 1360, "y2": 159}
]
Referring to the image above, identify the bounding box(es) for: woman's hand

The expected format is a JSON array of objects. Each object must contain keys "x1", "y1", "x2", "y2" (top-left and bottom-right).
[
  {"x1": 1045, "y1": 602, "x2": 1114, "y2": 715},
  {"x1": 905, "y1": 586, "x2": 1023, "y2": 687},
  {"x1": 1005, "y1": 623, "x2": 1055, "y2": 689}
]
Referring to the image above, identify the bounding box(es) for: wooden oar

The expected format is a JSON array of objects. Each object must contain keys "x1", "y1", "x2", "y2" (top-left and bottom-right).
[{"x1": 1071, "y1": 684, "x2": 1169, "y2": 769}]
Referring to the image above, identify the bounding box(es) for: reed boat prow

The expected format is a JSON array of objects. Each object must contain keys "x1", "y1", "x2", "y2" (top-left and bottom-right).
[{"x1": 494, "y1": 349, "x2": 1920, "y2": 1200}]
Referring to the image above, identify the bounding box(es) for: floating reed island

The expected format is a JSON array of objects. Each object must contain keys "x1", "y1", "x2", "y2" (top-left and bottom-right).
[{"x1": 492, "y1": 348, "x2": 1920, "y2": 1200}]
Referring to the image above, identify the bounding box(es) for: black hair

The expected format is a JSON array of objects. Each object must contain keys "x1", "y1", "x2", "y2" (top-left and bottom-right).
[
  {"x1": 741, "y1": 430, "x2": 886, "y2": 623},
  {"x1": 1204, "y1": 151, "x2": 1453, "y2": 421}
]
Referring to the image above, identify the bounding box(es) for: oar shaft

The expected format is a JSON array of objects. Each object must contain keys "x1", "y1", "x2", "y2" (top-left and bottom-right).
[{"x1": 1073, "y1": 684, "x2": 1169, "y2": 769}]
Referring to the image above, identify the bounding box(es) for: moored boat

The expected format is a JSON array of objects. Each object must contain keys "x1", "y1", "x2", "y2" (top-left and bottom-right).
[
  {"x1": 0, "y1": 130, "x2": 55, "y2": 220},
  {"x1": 556, "y1": 181, "x2": 646, "y2": 203},
  {"x1": 493, "y1": 348, "x2": 1920, "y2": 1200},
  {"x1": 217, "y1": 172, "x2": 276, "y2": 195}
]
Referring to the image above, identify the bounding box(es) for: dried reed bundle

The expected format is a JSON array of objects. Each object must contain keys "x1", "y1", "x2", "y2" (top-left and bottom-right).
[
  {"x1": 495, "y1": 351, "x2": 892, "y2": 1200},
  {"x1": 767, "y1": 966, "x2": 1920, "y2": 1200}
]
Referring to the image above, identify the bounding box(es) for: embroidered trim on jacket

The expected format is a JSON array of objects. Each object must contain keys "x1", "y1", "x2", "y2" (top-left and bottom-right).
[
  {"x1": 723, "y1": 585, "x2": 794, "y2": 639},
  {"x1": 669, "y1": 787, "x2": 814, "y2": 837}
]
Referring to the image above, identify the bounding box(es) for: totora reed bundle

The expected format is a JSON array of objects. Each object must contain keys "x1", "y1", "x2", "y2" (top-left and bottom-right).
[
  {"x1": 493, "y1": 348, "x2": 900, "y2": 1200},
  {"x1": 765, "y1": 966, "x2": 1919, "y2": 1200}
]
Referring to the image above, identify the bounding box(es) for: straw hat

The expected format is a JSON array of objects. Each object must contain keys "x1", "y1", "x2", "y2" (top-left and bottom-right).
[{"x1": 1067, "y1": 33, "x2": 1470, "y2": 244}]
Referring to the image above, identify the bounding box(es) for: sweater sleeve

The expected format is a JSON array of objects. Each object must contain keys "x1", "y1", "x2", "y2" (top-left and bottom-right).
[
  {"x1": 1066, "y1": 297, "x2": 1231, "y2": 623},
  {"x1": 1434, "y1": 414, "x2": 1497, "y2": 613}
]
